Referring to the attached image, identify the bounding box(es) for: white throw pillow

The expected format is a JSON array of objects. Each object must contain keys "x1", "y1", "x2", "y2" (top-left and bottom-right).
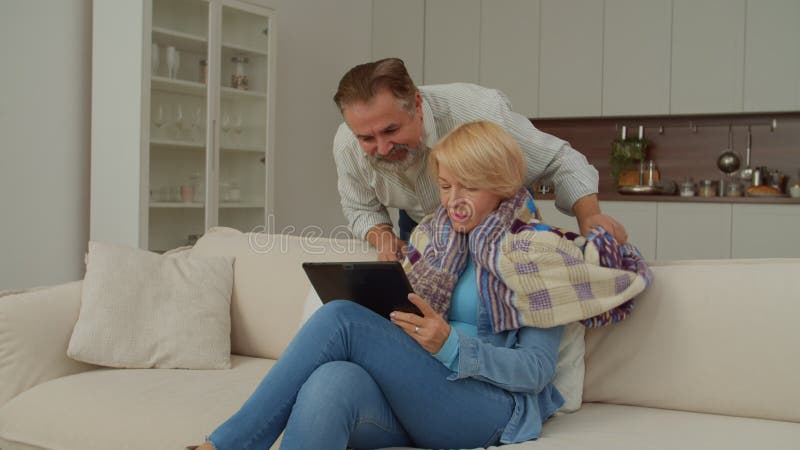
[
  {"x1": 67, "y1": 241, "x2": 234, "y2": 369},
  {"x1": 552, "y1": 322, "x2": 585, "y2": 414}
]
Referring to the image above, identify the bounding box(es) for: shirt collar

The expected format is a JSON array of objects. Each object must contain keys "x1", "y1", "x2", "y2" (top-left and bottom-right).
[{"x1": 421, "y1": 95, "x2": 438, "y2": 150}]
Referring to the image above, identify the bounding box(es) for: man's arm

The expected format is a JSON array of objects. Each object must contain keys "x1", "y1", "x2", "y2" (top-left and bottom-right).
[
  {"x1": 333, "y1": 125, "x2": 406, "y2": 257},
  {"x1": 572, "y1": 194, "x2": 628, "y2": 245},
  {"x1": 492, "y1": 92, "x2": 628, "y2": 243},
  {"x1": 365, "y1": 223, "x2": 407, "y2": 261}
]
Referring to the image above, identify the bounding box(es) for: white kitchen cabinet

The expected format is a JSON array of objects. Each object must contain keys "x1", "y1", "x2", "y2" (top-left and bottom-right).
[
  {"x1": 656, "y1": 203, "x2": 732, "y2": 260},
  {"x1": 533, "y1": 201, "x2": 658, "y2": 261},
  {"x1": 743, "y1": 0, "x2": 800, "y2": 112},
  {"x1": 91, "y1": 0, "x2": 276, "y2": 252},
  {"x1": 731, "y1": 204, "x2": 800, "y2": 258},
  {"x1": 371, "y1": 0, "x2": 424, "y2": 83},
  {"x1": 424, "y1": 0, "x2": 481, "y2": 85},
  {"x1": 533, "y1": 200, "x2": 580, "y2": 232},
  {"x1": 479, "y1": 0, "x2": 540, "y2": 118},
  {"x1": 602, "y1": 0, "x2": 672, "y2": 116},
  {"x1": 670, "y1": 0, "x2": 746, "y2": 114},
  {"x1": 538, "y1": 0, "x2": 603, "y2": 118},
  {"x1": 600, "y1": 201, "x2": 658, "y2": 261}
]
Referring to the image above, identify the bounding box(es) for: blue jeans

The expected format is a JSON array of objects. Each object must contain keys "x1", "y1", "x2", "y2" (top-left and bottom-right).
[
  {"x1": 208, "y1": 301, "x2": 514, "y2": 450},
  {"x1": 398, "y1": 209, "x2": 418, "y2": 242}
]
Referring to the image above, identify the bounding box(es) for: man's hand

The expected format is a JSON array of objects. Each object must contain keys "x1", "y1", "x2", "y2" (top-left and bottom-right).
[
  {"x1": 572, "y1": 194, "x2": 628, "y2": 245},
  {"x1": 578, "y1": 213, "x2": 628, "y2": 245},
  {"x1": 366, "y1": 224, "x2": 407, "y2": 261},
  {"x1": 390, "y1": 293, "x2": 451, "y2": 354}
]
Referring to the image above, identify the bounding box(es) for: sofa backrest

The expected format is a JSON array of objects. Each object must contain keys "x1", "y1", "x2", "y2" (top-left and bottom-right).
[
  {"x1": 191, "y1": 227, "x2": 377, "y2": 359},
  {"x1": 583, "y1": 258, "x2": 800, "y2": 423}
]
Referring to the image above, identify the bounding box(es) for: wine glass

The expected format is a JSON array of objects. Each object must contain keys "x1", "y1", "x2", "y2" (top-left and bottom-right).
[
  {"x1": 152, "y1": 104, "x2": 167, "y2": 138},
  {"x1": 174, "y1": 103, "x2": 186, "y2": 140},
  {"x1": 191, "y1": 107, "x2": 205, "y2": 142},
  {"x1": 165, "y1": 46, "x2": 180, "y2": 79},
  {"x1": 232, "y1": 111, "x2": 244, "y2": 146},
  {"x1": 221, "y1": 112, "x2": 232, "y2": 146}
]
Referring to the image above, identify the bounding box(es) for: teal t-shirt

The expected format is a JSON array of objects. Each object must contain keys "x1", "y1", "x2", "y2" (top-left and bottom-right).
[{"x1": 433, "y1": 253, "x2": 478, "y2": 369}]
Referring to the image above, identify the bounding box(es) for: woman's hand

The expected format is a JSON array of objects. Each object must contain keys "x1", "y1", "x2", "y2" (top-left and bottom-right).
[{"x1": 390, "y1": 294, "x2": 451, "y2": 354}]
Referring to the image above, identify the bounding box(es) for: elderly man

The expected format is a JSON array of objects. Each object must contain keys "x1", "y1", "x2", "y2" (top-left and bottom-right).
[{"x1": 333, "y1": 58, "x2": 626, "y2": 261}]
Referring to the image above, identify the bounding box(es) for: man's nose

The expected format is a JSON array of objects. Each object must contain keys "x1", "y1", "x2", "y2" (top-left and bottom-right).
[{"x1": 376, "y1": 137, "x2": 393, "y2": 155}]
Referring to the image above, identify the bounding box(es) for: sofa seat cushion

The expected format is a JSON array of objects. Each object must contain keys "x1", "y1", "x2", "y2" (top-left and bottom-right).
[
  {"x1": 0, "y1": 355, "x2": 275, "y2": 450},
  {"x1": 520, "y1": 403, "x2": 800, "y2": 450}
]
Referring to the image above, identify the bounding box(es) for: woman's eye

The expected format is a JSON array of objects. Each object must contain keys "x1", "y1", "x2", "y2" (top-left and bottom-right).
[{"x1": 439, "y1": 185, "x2": 451, "y2": 190}]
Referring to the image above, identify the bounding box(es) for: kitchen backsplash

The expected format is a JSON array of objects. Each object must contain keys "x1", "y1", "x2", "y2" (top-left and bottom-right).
[{"x1": 533, "y1": 112, "x2": 800, "y2": 195}]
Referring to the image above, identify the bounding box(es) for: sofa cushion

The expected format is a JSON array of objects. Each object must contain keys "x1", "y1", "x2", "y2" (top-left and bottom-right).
[
  {"x1": 0, "y1": 282, "x2": 97, "y2": 407},
  {"x1": 190, "y1": 227, "x2": 378, "y2": 359},
  {"x1": 583, "y1": 259, "x2": 800, "y2": 423},
  {"x1": 526, "y1": 403, "x2": 800, "y2": 450},
  {"x1": 67, "y1": 241, "x2": 234, "y2": 369},
  {"x1": 0, "y1": 355, "x2": 276, "y2": 450}
]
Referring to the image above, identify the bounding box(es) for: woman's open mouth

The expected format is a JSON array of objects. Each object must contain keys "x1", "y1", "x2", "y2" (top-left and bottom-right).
[{"x1": 449, "y1": 205, "x2": 471, "y2": 222}]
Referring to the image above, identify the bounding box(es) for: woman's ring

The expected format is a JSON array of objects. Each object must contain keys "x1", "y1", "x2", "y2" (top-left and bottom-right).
[{"x1": 414, "y1": 326, "x2": 420, "y2": 334}]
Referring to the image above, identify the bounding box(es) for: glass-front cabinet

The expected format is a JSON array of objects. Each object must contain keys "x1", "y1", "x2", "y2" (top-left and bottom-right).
[{"x1": 90, "y1": 0, "x2": 275, "y2": 252}]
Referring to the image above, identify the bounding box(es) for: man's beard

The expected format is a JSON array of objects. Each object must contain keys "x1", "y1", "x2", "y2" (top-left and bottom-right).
[{"x1": 365, "y1": 142, "x2": 427, "y2": 173}]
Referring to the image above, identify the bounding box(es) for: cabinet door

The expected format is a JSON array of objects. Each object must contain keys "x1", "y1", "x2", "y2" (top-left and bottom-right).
[
  {"x1": 670, "y1": 0, "x2": 746, "y2": 114},
  {"x1": 424, "y1": 0, "x2": 481, "y2": 84},
  {"x1": 743, "y1": 0, "x2": 800, "y2": 112},
  {"x1": 657, "y1": 203, "x2": 732, "y2": 260},
  {"x1": 602, "y1": 0, "x2": 671, "y2": 116},
  {"x1": 148, "y1": 0, "x2": 213, "y2": 251},
  {"x1": 539, "y1": 0, "x2": 603, "y2": 117},
  {"x1": 533, "y1": 200, "x2": 581, "y2": 232},
  {"x1": 479, "y1": 0, "x2": 540, "y2": 118},
  {"x1": 600, "y1": 202, "x2": 658, "y2": 261},
  {"x1": 515, "y1": 200, "x2": 658, "y2": 261},
  {"x1": 216, "y1": 2, "x2": 275, "y2": 235},
  {"x1": 732, "y1": 204, "x2": 800, "y2": 258},
  {"x1": 372, "y1": 0, "x2": 424, "y2": 83}
]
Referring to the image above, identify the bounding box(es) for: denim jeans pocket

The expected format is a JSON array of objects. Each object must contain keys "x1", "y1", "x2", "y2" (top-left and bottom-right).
[{"x1": 482, "y1": 426, "x2": 505, "y2": 448}]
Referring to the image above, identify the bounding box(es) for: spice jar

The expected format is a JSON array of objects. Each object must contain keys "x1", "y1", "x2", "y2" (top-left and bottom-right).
[
  {"x1": 698, "y1": 179, "x2": 718, "y2": 198},
  {"x1": 231, "y1": 56, "x2": 249, "y2": 90}
]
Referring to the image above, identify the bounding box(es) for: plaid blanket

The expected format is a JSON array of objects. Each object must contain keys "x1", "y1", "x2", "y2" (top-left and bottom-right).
[{"x1": 403, "y1": 187, "x2": 653, "y2": 331}]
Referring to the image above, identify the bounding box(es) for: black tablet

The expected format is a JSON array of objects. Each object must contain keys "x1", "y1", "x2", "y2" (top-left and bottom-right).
[{"x1": 302, "y1": 261, "x2": 422, "y2": 319}]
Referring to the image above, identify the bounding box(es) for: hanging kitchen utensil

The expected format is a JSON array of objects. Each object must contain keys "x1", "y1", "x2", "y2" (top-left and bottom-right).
[
  {"x1": 717, "y1": 126, "x2": 741, "y2": 174},
  {"x1": 739, "y1": 126, "x2": 753, "y2": 181}
]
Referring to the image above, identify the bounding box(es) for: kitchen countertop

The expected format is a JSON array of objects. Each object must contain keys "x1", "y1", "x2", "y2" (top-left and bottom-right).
[{"x1": 535, "y1": 192, "x2": 800, "y2": 205}]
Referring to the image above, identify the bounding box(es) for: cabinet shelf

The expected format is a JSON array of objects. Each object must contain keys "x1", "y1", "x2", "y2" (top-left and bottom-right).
[
  {"x1": 150, "y1": 139, "x2": 265, "y2": 154},
  {"x1": 152, "y1": 76, "x2": 267, "y2": 99},
  {"x1": 152, "y1": 26, "x2": 208, "y2": 54},
  {"x1": 150, "y1": 202, "x2": 264, "y2": 209}
]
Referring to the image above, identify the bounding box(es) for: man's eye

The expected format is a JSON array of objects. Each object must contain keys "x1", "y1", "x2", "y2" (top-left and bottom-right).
[{"x1": 359, "y1": 137, "x2": 374, "y2": 143}]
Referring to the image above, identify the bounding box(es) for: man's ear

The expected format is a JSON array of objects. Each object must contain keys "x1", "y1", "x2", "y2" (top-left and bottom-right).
[{"x1": 415, "y1": 91, "x2": 422, "y2": 115}]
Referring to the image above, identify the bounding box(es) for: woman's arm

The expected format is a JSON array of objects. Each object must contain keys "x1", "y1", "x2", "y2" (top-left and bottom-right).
[{"x1": 448, "y1": 326, "x2": 563, "y2": 394}]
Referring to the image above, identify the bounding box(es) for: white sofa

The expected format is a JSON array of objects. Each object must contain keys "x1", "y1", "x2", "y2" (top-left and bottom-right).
[{"x1": 1, "y1": 227, "x2": 799, "y2": 450}]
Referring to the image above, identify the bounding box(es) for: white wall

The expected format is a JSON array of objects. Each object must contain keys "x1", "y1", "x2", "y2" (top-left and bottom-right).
[
  {"x1": 0, "y1": 0, "x2": 92, "y2": 290},
  {"x1": 0, "y1": 0, "x2": 374, "y2": 289},
  {"x1": 270, "y1": 0, "x2": 372, "y2": 235}
]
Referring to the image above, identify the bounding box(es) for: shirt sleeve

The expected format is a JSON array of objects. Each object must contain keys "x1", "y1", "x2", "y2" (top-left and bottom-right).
[
  {"x1": 333, "y1": 124, "x2": 392, "y2": 239},
  {"x1": 490, "y1": 89, "x2": 599, "y2": 216},
  {"x1": 447, "y1": 325, "x2": 564, "y2": 394},
  {"x1": 432, "y1": 327, "x2": 460, "y2": 371}
]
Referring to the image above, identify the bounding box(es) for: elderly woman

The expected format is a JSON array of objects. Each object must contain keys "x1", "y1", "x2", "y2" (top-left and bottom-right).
[{"x1": 189, "y1": 121, "x2": 651, "y2": 450}]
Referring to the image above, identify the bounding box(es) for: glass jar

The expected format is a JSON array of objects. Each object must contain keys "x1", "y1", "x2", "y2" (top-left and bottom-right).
[
  {"x1": 698, "y1": 179, "x2": 718, "y2": 198},
  {"x1": 231, "y1": 56, "x2": 249, "y2": 90},
  {"x1": 679, "y1": 179, "x2": 696, "y2": 197}
]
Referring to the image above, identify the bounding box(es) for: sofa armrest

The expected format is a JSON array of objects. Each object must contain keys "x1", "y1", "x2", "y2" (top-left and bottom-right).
[{"x1": 0, "y1": 281, "x2": 97, "y2": 407}]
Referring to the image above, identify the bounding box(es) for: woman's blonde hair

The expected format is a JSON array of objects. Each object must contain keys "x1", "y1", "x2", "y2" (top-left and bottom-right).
[{"x1": 429, "y1": 121, "x2": 526, "y2": 199}]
